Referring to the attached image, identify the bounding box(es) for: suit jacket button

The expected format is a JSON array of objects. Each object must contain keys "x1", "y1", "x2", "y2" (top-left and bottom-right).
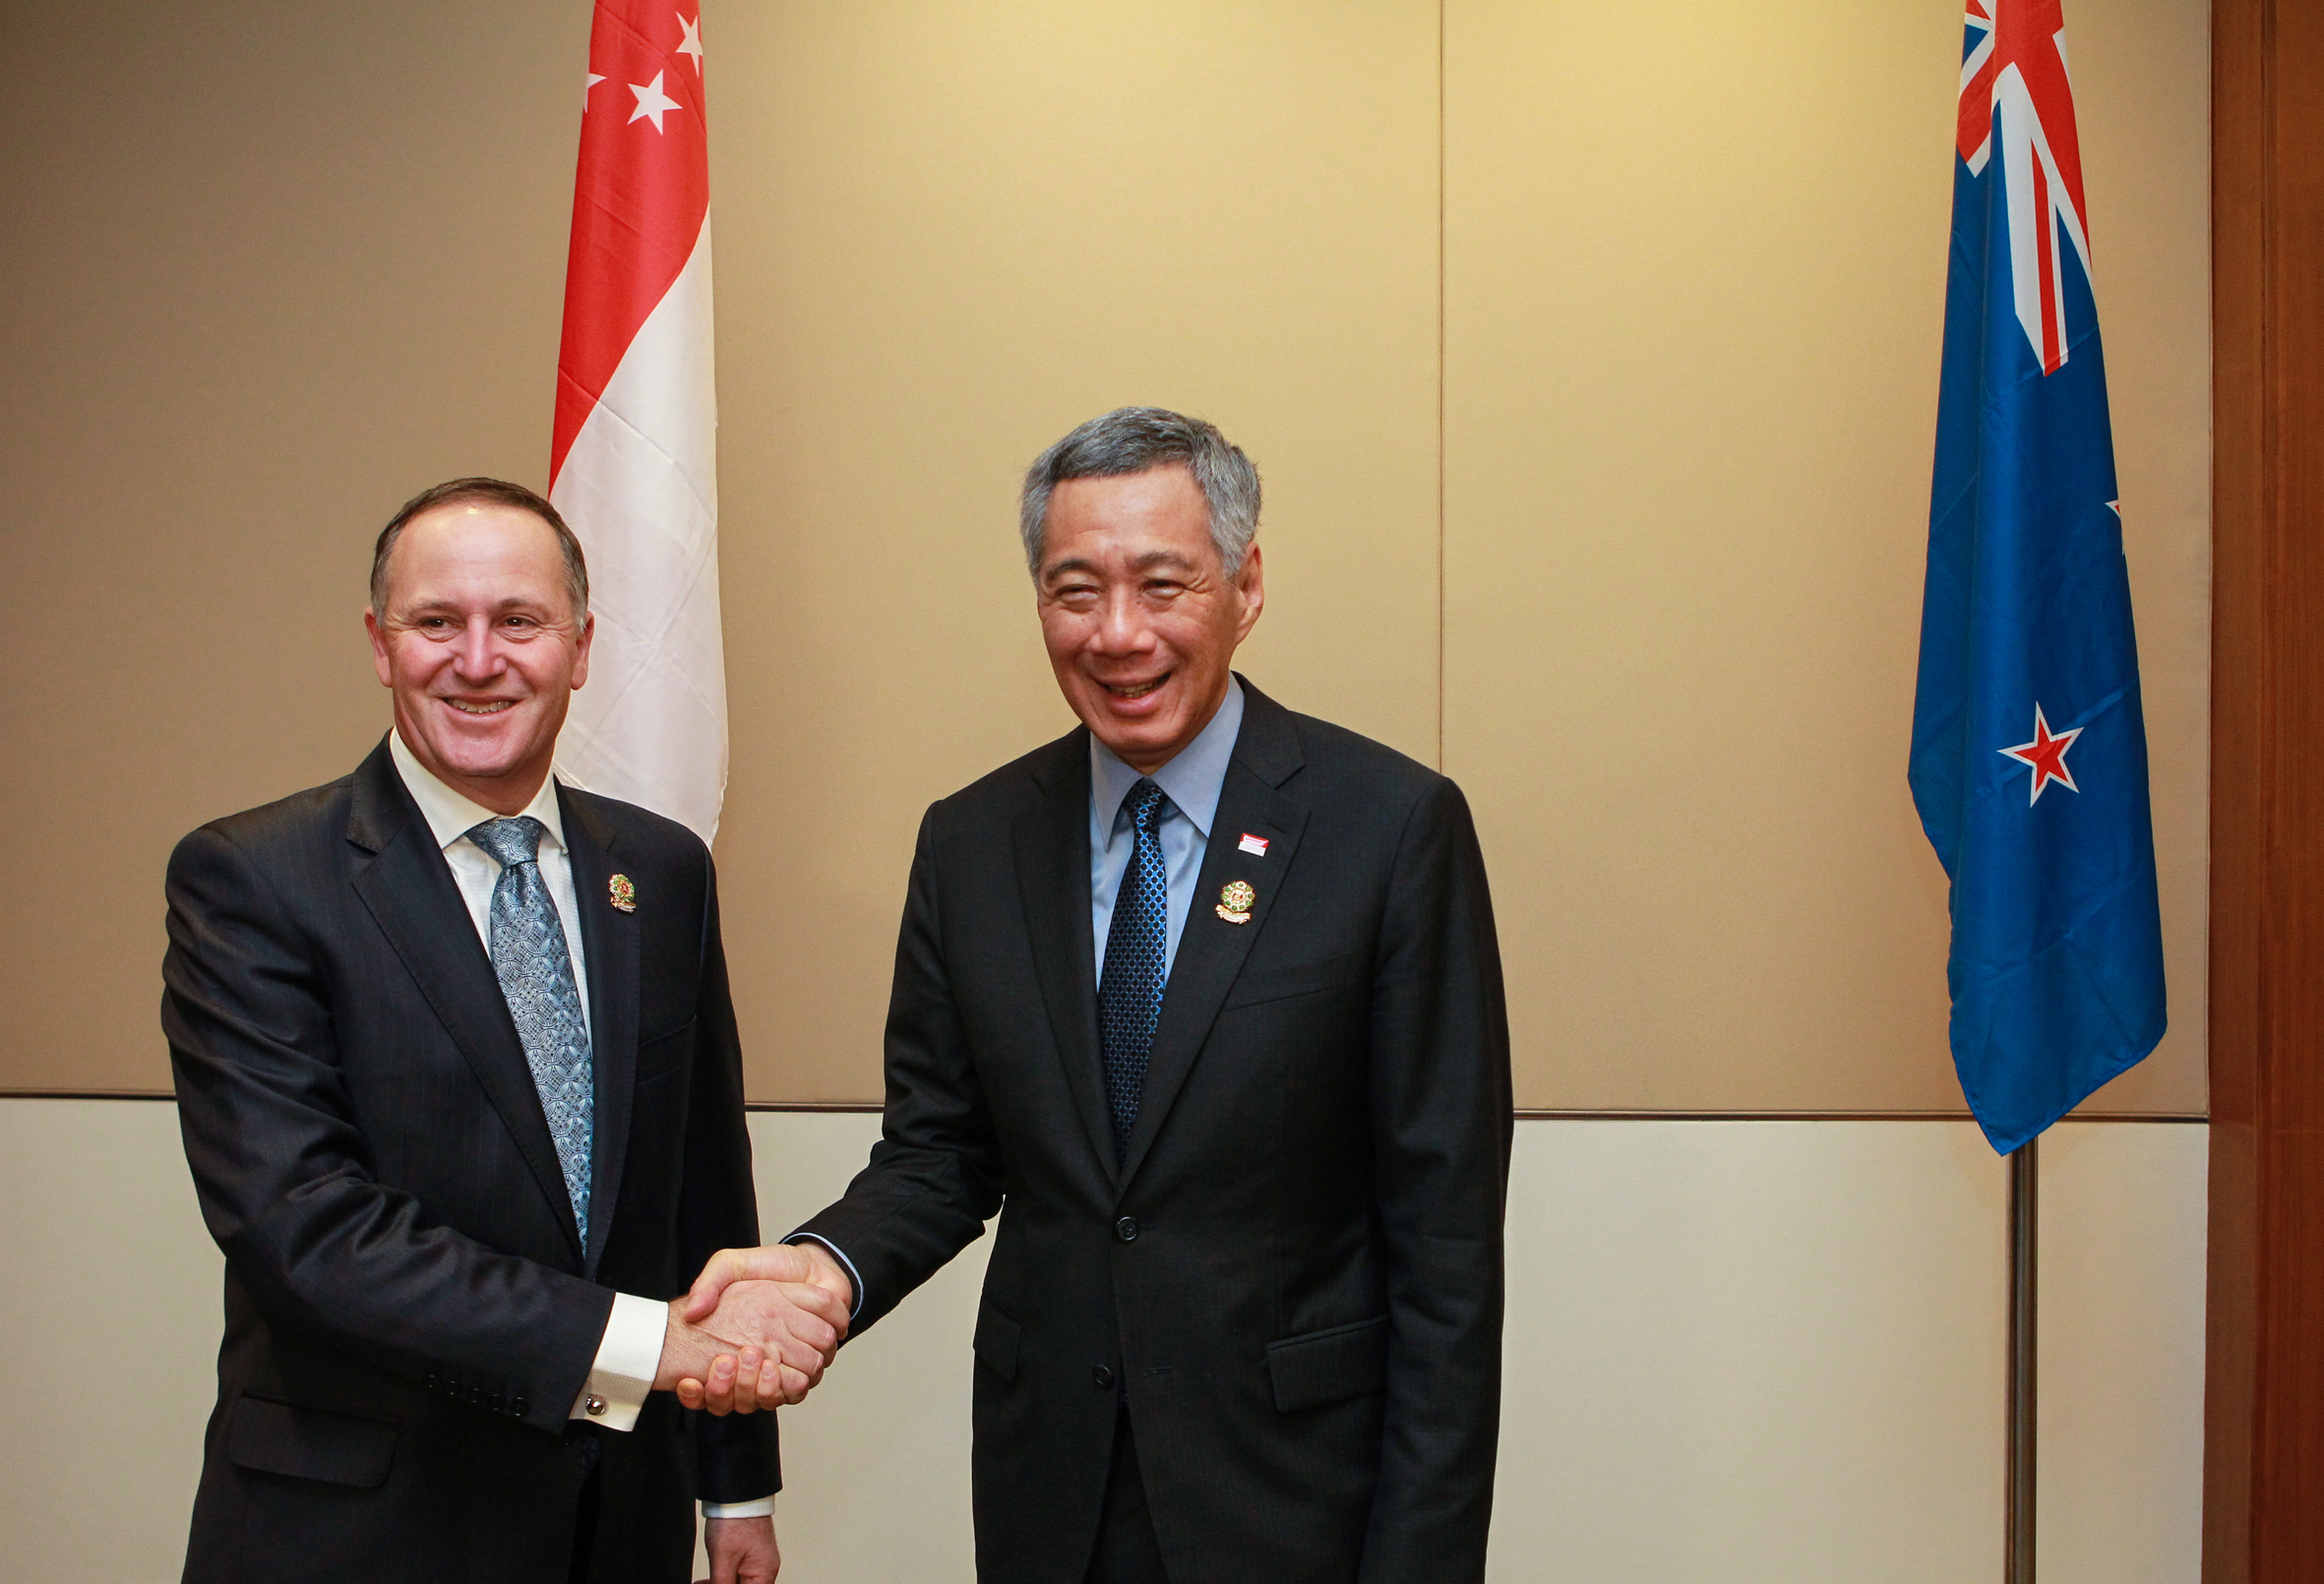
[
  {"x1": 585, "y1": 1393, "x2": 609, "y2": 1417},
  {"x1": 512, "y1": 1395, "x2": 528, "y2": 1418},
  {"x1": 1114, "y1": 1216, "x2": 1139, "y2": 1243},
  {"x1": 1091, "y1": 1366, "x2": 1116, "y2": 1389}
]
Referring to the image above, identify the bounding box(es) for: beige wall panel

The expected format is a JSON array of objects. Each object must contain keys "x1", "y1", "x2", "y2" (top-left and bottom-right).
[
  {"x1": 0, "y1": 2, "x2": 579, "y2": 1091},
  {"x1": 0, "y1": 1100, "x2": 221, "y2": 1582},
  {"x1": 0, "y1": 1102, "x2": 2212, "y2": 1582},
  {"x1": 2037, "y1": 1120, "x2": 2209, "y2": 1584},
  {"x1": 1442, "y1": 0, "x2": 2210, "y2": 1112},
  {"x1": 707, "y1": 2, "x2": 1443, "y2": 1101}
]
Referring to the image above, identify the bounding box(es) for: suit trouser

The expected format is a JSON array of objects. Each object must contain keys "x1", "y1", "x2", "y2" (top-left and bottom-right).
[
  {"x1": 568, "y1": 1431, "x2": 605, "y2": 1584},
  {"x1": 1085, "y1": 1408, "x2": 1168, "y2": 1584}
]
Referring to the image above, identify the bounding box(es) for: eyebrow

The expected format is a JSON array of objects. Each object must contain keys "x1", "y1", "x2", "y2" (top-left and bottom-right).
[
  {"x1": 1041, "y1": 550, "x2": 1198, "y2": 582},
  {"x1": 398, "y1": 595, "x2": 560, "y2": 616}
]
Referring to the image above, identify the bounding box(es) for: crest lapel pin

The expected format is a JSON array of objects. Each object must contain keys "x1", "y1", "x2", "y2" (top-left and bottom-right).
[
  {"x1": 608, "y1": 874, "x2": 637, "y2": 913},
  {"x1": 1216, "y1": 880, "x2": 1255, "y2": 925}
]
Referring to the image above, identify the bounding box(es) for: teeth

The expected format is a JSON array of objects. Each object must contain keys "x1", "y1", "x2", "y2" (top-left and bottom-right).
[
  {"x1": 448, "y1": 700, "x2": 516, "y2": 715},
  {"x1": 1110, "y1": 678, "x2": 1166, "y2": 700}
]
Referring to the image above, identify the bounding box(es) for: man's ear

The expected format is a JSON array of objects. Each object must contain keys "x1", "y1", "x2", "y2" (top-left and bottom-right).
[
  {"x1": 364, "y1": 608, "x2": 394, "y2": 687},
  {"x1": 1232, "y1": 542, "x2": 1265, "y2": 642},
  {"x1": 570, "y1": 611, "x2": 595, "y2": 690}
]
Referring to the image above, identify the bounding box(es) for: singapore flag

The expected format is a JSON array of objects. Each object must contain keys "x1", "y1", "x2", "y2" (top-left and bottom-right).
[{"x1": 550, "y1": 3, "x2": 726, "y2": 842}]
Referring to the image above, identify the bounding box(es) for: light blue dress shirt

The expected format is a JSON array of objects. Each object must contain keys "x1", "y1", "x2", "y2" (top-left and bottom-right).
[
  {"x1": 791, "y1": 679, "x2": 1248, "y2": 1322},
  {"x1": 1089, "y1": 677, "x2": 1246, "y2": 984}
]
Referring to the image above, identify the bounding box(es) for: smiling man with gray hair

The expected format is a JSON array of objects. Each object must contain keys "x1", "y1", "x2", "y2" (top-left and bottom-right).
[{"x1": 689, "y1": 407, "x2": 1515, "y2": 1582}]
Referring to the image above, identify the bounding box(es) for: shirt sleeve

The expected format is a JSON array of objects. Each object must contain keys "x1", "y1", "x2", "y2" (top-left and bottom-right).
[
  {"x1": 567, "y1": 1290, "x2": 667, "y2": 1432},
  {"x1": 703, "y1": 1495, "x2": 777, "y2": 1518},
  {"x1": 782, "y1": 1233, "x2": 864, "y2": 1319}
]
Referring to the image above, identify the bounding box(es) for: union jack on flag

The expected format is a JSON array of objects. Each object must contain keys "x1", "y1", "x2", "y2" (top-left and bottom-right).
[
  {"x1": 1956, "y1": 0, "x2": 2091, "y2": 375},
  {"x1": 1909, "y1": 0, "x2": 2166, "y2": 1154}
]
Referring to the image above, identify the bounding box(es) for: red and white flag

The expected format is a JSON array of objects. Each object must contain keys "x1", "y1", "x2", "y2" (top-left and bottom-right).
[{"x1": 550, "y1": 2, "x2": 725, "y2": 841}]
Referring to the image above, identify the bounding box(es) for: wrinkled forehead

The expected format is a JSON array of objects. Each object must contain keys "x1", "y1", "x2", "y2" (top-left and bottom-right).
[
  {"x1": 385, "y1": 506, "x2": 573, "y2": 610},
  {"x1": 1041, "y1": 467, "x2": 1218, "y2": 572}
]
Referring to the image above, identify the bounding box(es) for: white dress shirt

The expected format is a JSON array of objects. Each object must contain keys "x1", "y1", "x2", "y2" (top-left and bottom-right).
[{"x1": 388, "y1": 733, "x2": 772, "y2": 1519}]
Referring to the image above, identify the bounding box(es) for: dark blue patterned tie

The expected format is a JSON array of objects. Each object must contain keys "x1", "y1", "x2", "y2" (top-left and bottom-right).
[
  {"x1": 1099, "y1": 779, "x2": 1170, "y2": 1163},
  {"x1": 466, "y1": 817, "x2": 594, "y2": 1244}
]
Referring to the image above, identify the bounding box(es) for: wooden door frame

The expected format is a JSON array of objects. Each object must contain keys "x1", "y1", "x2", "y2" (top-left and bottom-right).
[{"x1": 2206, "y1": 1, "x2": 2324, "y2": 1576}]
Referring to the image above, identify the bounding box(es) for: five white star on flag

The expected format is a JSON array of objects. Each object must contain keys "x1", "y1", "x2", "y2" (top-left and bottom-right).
[
  {"x1": 676, "y1": 14, "x2": 704, "y2": 75},
  {"x1": 628, "y1": 70, "x2": 682, "y2": 131}
]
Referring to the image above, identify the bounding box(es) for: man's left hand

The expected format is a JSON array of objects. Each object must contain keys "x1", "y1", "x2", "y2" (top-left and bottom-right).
[{"x1": 701, "y1": 1515, "x2": 778, "y2": 1583}]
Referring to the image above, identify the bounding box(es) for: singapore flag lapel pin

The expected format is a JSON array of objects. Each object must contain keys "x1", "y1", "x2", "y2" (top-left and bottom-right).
[{"x1": 1237, "y1": 832, "x2": 1270, "y2": 858}]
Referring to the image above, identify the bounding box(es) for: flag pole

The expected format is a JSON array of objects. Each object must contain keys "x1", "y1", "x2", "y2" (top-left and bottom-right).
[{"x1": 2004, "y1": 1136, "x2": 2038, "y2": 1584}]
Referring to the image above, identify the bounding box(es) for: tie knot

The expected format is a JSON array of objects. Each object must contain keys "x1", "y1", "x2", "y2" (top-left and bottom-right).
[
  {"x1": 1126, "y1": 778, "x2": 1166, "y2": 832},
  {"x1": 466, "y1": 816, "x2": 547, "y2": 869}
]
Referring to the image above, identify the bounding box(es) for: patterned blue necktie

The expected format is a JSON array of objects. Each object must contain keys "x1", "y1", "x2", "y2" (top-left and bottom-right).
[
  {"x1": 466, "y1": 817, "x2": 593, "y2": 1244},
  {"x1": 1099, "y1": 779, "x2": 1170, "y2": 1163}
]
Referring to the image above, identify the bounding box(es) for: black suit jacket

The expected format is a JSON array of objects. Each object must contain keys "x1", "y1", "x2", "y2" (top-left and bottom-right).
[
  {"x1": 799, "y1": 680, "x2": 1512, "y2": 1582},
  {"x1": 163, "y1": 738, "x2": 775, "y2": 1584}
]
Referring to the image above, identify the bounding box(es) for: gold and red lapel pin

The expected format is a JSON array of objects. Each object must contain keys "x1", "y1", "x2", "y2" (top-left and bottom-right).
[{"x1": 608, "y1": 874, "x2": 637, "y2": 913}]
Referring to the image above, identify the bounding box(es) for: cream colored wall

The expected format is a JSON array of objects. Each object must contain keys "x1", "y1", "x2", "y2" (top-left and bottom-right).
[
  {"x1": 0, "y1": 1102, "x2": 2207, "y2": 1583},
  {"x1": 0, "y1": 0, "x2": 2208, "y2": 1115},
  {"x1": 708, "y1": 0, "x2": 1444, "y2": 1101},
  {"x1": 0, "y1": 1, "x2": 576, "y2": 1094},
  {"x1": 1440, "y1": 0, "x2": 2210, "y2": 1113}
]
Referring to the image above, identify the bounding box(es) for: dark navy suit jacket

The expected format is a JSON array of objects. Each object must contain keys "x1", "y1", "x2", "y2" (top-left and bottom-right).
[
  {"x1": 163, "y1": 738, "x2": 774, "y2": 1584},
  {"x1": 800, "y1": 680, "x2": 1513, "y2": 1582}
]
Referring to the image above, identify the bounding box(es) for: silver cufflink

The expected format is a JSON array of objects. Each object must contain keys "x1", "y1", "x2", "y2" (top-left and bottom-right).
[{"x1": 584, "y1": 1394, "x2": 607, "y2": 1417}]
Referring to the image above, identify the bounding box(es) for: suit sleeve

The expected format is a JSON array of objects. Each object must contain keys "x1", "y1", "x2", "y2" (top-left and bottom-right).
[
  {"x1": 162, "y1": 822, "x2": 611, "y2": 1436},
  {"x1": 680, "y1": 855, "x2": 783, "y2": 1501},
  {"x1": 1360, "y1": 776, "x2": 1514, "y2": 1581},
  {"x1": 792, "y1": 805, "x2": 1006, "y2": 1330}
]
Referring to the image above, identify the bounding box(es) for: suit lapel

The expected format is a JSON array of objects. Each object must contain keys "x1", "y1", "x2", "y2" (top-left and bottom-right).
[
  {"x1": 1118, "y1": 684, "x2": 1309, "y2": 1190},
  {"x1": 1013, "y1": 732, "x2": 1119, "y2": 1182},
  {"x1": 345, "y1": 742, "x2": 584, "y2": 1261},
  {"x1": 560, "y1": 785, "x2": 639, "y2": 1280}
]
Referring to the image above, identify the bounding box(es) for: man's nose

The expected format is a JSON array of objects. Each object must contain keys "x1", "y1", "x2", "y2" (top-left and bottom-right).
[
  {"x1": 1091, "y1": 589, "x2": 1156, "y2": 653},
  {"x1": 450, "y1": 616, "x2": 505, "y2": 678}
]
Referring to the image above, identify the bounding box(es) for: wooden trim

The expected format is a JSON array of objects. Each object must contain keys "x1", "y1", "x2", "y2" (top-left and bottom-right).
[{"x1": 2206, "y1": 1, "x2": 2324, "y2": 1576}]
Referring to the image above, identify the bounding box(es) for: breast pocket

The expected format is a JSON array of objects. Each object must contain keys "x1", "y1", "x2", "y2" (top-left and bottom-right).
[
  {"x1": 1221, "y1": 952, "x2": 1366, "y2": 1012},
  {"x1": 635, "y1": 1017, "x2": 697, "y2": 1085}
]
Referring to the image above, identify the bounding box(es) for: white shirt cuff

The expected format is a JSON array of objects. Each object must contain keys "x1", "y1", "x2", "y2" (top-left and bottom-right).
[
  {"x1": 568, "y1": 1291, "x2": 667, "y2": 1432},
  {"x1": 703, "y1": 1495, "x2": 777, "y2": 1518},
  {"x1": 783, "y1": 1233, "x2": 864, "y2": 1319}
]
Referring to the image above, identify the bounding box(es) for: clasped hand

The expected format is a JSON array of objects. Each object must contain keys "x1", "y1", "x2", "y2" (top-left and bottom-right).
[{"x1": 657, "y1": 1243, "x2": 856, "y2": 1413}]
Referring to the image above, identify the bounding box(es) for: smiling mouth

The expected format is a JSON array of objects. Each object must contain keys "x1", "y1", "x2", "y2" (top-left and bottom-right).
[
  {"x1": 445, "y1": 699, "x2": 518, "y2": 715},
  {"x1": 1105, "y1": 674, "x2": 1170, "y2": 701}
]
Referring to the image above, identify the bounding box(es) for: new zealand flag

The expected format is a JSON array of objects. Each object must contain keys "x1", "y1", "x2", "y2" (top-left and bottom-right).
[{"x1": 1909, "y1": 0, "x2": 2167, "y2": 1154}]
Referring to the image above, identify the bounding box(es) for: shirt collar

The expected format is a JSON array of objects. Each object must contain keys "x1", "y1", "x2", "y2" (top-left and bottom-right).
[
  {"x1": 1090, "y1": 676, "x2": 1246, "y2": 838},
  {"x1": 387, "y1": 729, "x2": 570, "y2": 858}
]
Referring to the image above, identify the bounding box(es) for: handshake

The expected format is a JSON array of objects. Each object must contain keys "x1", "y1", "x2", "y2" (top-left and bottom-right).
[{"x1": 652, "y1": 1242, "x2": 857, "y2": 1414}]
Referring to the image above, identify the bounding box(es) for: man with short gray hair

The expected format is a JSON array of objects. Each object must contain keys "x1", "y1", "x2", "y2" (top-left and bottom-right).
[{"x1": 692, "y1": 408, "x2": 1512, "y2": 1581}]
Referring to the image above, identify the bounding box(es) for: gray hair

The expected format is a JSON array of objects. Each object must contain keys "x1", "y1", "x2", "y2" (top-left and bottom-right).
[
  {"x1": 371, "y1": 476, "x2": 588, "y2": 622},
  {"x1": 1019, "y1": 407, "x2": 1262, "y2": 577}
]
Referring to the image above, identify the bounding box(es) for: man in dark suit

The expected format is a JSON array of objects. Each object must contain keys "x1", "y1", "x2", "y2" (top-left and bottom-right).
[
  {"x1": 163, "y1": 478, "x2": 844, "y2": 1584},
  {"x1": 687, "y1": 410, "x2": 1513, "y2": 1581}
]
